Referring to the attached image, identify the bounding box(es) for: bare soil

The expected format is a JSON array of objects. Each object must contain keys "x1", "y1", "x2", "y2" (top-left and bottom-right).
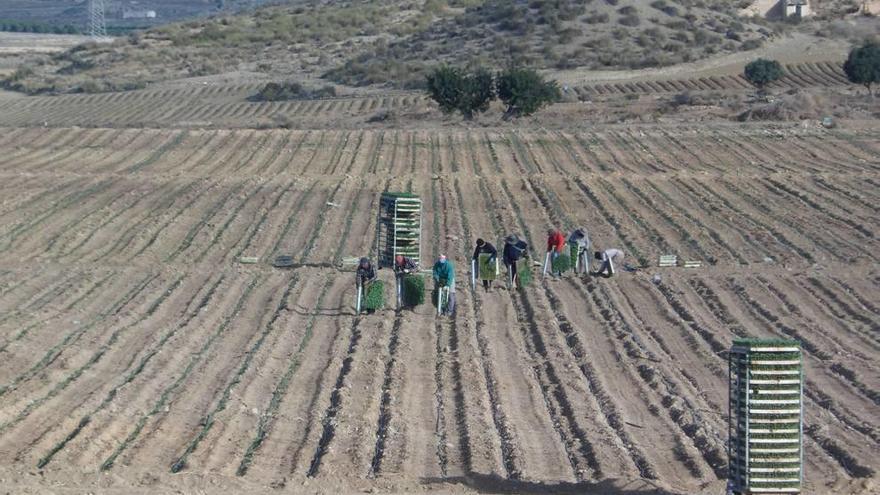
[{"x1": 0, "y1": 123, "x2": 876, "y2": 494}]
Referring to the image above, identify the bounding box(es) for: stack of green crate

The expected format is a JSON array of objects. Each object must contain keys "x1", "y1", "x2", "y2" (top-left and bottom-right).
[
  {"x1": 729, "y1": 338, "x2": 803, "y2": 495},
  {"x1": 376, "y1": 193, "x2": 421, "y2": 269}
]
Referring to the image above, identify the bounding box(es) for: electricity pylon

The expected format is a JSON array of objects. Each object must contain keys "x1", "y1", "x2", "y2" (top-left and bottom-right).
[{"x1": 88, "y1": 0, "x2": 107, "y2": 38}]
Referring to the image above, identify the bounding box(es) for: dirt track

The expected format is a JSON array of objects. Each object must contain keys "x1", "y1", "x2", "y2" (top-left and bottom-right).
[{"x1": 0, "y1": 126, "x2": 877, "y2": 494}]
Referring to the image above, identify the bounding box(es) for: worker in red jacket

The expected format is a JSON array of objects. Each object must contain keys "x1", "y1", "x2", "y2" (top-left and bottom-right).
[{"x1": 546, "y1": 228, "x2": 566, "y2": 277}]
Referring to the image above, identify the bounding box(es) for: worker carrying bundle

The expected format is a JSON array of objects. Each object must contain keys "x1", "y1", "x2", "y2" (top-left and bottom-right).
[
  {"x1": 356, "y1": 257, "x2": 379, "y2": 314},
  {"x1": 545, "y1": 228, "x2": 567, "y2": 278},
  {"x1": 503, "y1": 234, "x2": 528, "y2": 289},
  {"x1": 393, "y1": 255, "x2": 421, "y2": 309},
  {"x1": 568, "y1": 228, "x2": 591, "y2": 273},
  {"x1": 433, "y1": 254, "x2": 455, "y2": 316},
  {"x1": 472, "y1": 238, "x2": 498, "y2": 292},
  {"x1": 594, "y1": 249, "x2": 624, "y2": 278}
]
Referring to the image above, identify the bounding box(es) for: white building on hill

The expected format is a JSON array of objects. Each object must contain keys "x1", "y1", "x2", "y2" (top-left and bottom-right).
[
  {"x1": 739, "y1": 0, "x2": 812, "y2": 19},
  {"x1": 123, "y1": 9, "x2": 157, "y2": 19}
]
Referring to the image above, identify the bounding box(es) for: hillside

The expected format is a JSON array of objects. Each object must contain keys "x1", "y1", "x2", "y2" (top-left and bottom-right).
[
  {"x1": 328, "y1": 0, "x2": 775, "y2": 87},
  {"x1": 3, "y1": 0, "x2": 878, "y2": 95},
  {"x1": 1, "y1": 0, "x2": 433, "y2": 94},
  {"x1": 0, "y1": 0, "x2": 276, "y2": 33},
  {"x1": 2, "y1": 0, "x2": 779, "y2": 94}
]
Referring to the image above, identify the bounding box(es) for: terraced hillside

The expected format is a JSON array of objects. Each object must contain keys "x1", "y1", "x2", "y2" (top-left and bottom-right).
[
  {"x1": 0, "y1": 58, "x2": 853, "y2": 129},
  {"x1": 0, "y1": 126, "x2": 876, "y2": 493},
  {"x1": 0, "y1": 84, "x2": 427, "y2": 128}
]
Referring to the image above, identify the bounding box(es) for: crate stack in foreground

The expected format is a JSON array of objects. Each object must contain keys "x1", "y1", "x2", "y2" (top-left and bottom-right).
[{"x1": 729, "y1": 338, "x2": 803, "y2": 494}]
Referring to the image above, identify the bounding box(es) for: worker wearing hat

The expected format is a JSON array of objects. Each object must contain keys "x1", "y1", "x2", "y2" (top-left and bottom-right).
[
  {"x1": 472, "y1": 238, "x2": 498, "y2": 291},
  {"x1": 502, "y1": 234, "x2": 528, "y2": 288}
]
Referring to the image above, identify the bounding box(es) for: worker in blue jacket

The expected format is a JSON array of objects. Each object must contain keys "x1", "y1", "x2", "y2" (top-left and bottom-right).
[{"x1": 432, "y1": 254, "x2": 455, "y2": 315}]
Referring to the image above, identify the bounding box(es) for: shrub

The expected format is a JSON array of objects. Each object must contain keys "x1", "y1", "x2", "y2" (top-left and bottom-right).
[
  {"x1": 585, "y1": 13, "x2": 610, "y2": 24},
  {"x1": 843, "y1": 41, "x2": 880, "y2": 96},
  {"x1": 744, "y1": 58, "x2": 783, "y2": 91},
  {"x1": 402, "y1": 275, "x2": 425, "y2": 307},
  {"x1": 741, "y1": 39, "x2": 763, "y2": 50},
  {"x1": 364, "y1": 280, "x2": 385, "y2": 310},
  {"x1": 496, "y1": 67, "x2": 560, "y2": 118},
  {"x1": 425, "y1": 66, "x2": 495, "y2": 119},
  {"x1": 619, "y1": 15, "x2": 641, "y2": 27},
  {"x1": 253, "y1": 82, "x2": 336, "y2": 101}
]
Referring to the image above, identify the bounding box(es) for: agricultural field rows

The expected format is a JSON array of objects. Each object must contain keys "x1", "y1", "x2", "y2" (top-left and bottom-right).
[
  {"x1": 0, "y1": 61, "x2": 852, "y2": 128},
  {"x1": 0, "y1": 127, "x2": 876, "y2": 494},
  {"x1": 0, "y1": 86, "x2": 426, "y2": 128},
  {"x1": 575, "y1": 61, "x2": 850, "y2": 98}
]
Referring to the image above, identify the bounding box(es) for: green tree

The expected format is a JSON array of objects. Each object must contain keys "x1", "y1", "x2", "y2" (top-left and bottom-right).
[
  {"x1": 425, "y1": 66, "x2": 494, "y2": 119},
  {"x1": 844, "y1": 42, "x2": 880, "y2": 97},
  {"x1": 495, "y1": 67, "x2": 560, "y2": 118},
  {"x1": 744, "y1": 58, "x2": 783, "y2": 92}
]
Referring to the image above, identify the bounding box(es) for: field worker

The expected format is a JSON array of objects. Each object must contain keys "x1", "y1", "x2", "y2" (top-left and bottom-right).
[
  {"x1": 356, "y1": 257, "x2": 376, "y2": 288},
  {"x1": 546, "y1": 228, "x2": 566, "y2": 277},
  {"x1": 594, "y1": 248, "x2": 624, "y2": 278},
  {"x1": 393, "y1": 254, "x2": 418, "y2": 275},
  {"x1": 568, "y1": 228, "x2": 591, "y2": 273},
  {"x1": 472, "y1": 238, "x2": 498, "y2": 291},
  {"x1": 503, "y1": 234, "x2": 528, "y2": 288},
  {"x1": 432, "y1": 254, "x2": 456, "y2": 315}
]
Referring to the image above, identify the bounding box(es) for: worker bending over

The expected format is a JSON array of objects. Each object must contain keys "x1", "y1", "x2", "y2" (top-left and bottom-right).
[
  {"x1": 356, "y1": 257, "x2": 378, "y2": 314},
  {"x1": 594, "y1": 249, "x2": 624, "y2": 278},
  {"x1": 472, "y1": 238, "x2": 498, "y2": 291},
  {"x1": 568, "y1": 228, "x2": 591, "y2": 273},
  {"x1": 503, "y1": 235, "x2": 528, "y2": 288},
  {"x1": 546, "y1": 228, "x2": 566, "y2": 277}
]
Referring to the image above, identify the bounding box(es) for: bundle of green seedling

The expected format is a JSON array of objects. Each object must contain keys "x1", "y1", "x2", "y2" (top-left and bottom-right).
[
  {"x1": 364, "y1": 281, "x2": 385, "y2": 310},
  {"x1": 402, "y1": 275, "x2": 425, "y2": 307}
]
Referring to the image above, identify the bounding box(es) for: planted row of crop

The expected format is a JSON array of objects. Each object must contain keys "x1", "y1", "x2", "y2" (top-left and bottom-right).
[
  {"x1": 487, "y1": 176, "x2": 614, "y2": 479},
  {"x1": 451, "y1": 177, "x2": 520, "y2": 477},
  {"x1": 125, "y1": 131, "x2": 188, "y2": 174},
  {"x1": 34, "y1": 275, "x2": 226, "y2": 468},
  {"x1": 367, "y1": 313, "x2": 403, "y2": 476},
  {"x1": 0, "y1": 270, "x2": 115, "y2": 353},
  {"x1": 99, "y1": 180, "x2": 204, "y2": 260},
  {"x1": 0, "y1": 272, "x2": 158, "y2": 398},
  {"x1": 0, "y1": 178, "x2": 120, "y2": 254},
  {"x1": 0, "y1": 270, "x2": 88, "y2": 333},
  {"x1": 172, "y1": 273, "x2": 303, "y2": 473},
  {"x1": 589, "y1": 280, "x2": 728, "y2": 478},
  {"x1": 545, "y1": 283, "x2": 656, "y2": 478},
  {"x1": 193, "y1": 182, "x2": 267, "y2": 263},
  {"x1": 675, "y1": 178, "x2": 814, "y2": 263},
  {"x1": 432, "y1": 175, "x2": 479, "y2": 475},
  {"x1": 721, "y1": 178, "x2": 865, "y2": 262},
  {"x1": 98, "y1": 275, "x2": 261, "y2": 471},
  {"x1": 164, "y1": 182, "x2": 245, "y2": 262},
  {"x1": 0, "y1": 275, "x2": 185, "y2": 436},
  {"x1": 798, "y1": 278, "x2": 880, "y2": 347},
  {"x1": 305, "y1": 315, "x2": 363, "y2": 477}
]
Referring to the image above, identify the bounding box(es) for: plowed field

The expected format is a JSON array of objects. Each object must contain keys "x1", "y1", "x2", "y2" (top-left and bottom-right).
[{"x1": 0, "y1": 126, "x2": 877, "y2": 494}]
